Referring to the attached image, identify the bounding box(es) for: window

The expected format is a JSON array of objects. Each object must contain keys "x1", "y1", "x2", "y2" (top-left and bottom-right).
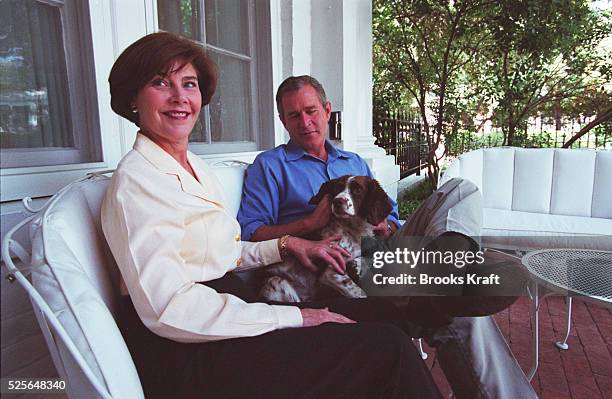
[
  {"x1": 157, "y1": 0, "x2": 272, "y2": 154},
  {"x1": 0, "y1": 0, "x2": 100, "y2": 168}
]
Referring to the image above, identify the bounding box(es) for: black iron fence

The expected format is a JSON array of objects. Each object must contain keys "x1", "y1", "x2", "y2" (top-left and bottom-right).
[
  {"x1": 446, "y1": 123, "x2": 611, "y2": 156},
  {"x1": 362, "y1": 110, "x2": 608, "y2": 179},
  {"x1": 373, "y1": 110, "x2": 428, "y2": 178}
]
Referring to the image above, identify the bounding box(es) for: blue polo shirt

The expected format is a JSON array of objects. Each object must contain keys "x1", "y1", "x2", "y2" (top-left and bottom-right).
[{"x1": 237, "y1": 139, "x2": 400, "y2": 240}]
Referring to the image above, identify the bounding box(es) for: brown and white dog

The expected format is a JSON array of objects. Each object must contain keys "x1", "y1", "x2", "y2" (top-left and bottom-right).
[{"x1": 259, "y1": 175, "x2": 392, "y2": 302}]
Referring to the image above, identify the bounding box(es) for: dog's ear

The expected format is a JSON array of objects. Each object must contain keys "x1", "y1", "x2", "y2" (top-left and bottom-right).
[
  {"x1": 362, "y1": 178, "x2": 393, "y2": 225},
  {"x1": 309, "y1": 176, "x2": 348, "y2": 205}
]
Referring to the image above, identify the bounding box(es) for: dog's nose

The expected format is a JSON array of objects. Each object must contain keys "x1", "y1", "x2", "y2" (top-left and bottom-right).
[
  {"x1": 332, "y1": 197, "x2": 347, "y2": 206},
  {"x1": 332, "y1": 197, "x2": 347, "y2": 211}
]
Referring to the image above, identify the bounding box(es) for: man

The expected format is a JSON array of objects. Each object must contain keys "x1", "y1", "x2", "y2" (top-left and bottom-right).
[
  {"x1": 238, "y1": 76, "x2": 399, "y2": 243},
  {"x1": 238, "y1": 75, "x2": 537, "y2": 399}
]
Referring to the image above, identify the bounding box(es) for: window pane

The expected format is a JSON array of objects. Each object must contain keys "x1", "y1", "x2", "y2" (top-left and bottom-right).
[
  {"x1": 188, "y1": 115, "x2": 205, "y2": 142},
  {"x1": 208, "y1": 52, "x2": 252, "y2": 143},
  {"x1": 0, "y1": 1, "x2": 73, "y2": 151},
  {"x1": 157, "y1": 0, "x2": 256, "y2": 149},
  {"x1": 157, "y1": 0, "x2": 201, "y2": 40},
  {"x1": 204, "y1": 0, "x2": 249, "y2": 55}
]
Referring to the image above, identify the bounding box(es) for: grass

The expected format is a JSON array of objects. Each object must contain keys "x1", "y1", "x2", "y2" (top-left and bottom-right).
[{"x1": 398, "y1": 178, "x2": 434, "y2": 219}]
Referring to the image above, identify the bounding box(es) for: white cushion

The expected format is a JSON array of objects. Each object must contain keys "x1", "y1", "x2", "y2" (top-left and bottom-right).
[
  {"x1": 483, "y1": 148, "x2": 514, "y2": 209},
  {"x1": 592, "y1": 151, "x2": 612, "y2": 218},
  {"x1": 550, "y1": 149, "x2": 597, "y2": 217},
  {"x1": 456, "y1": 148, "x2": 484, "y2": 190},
  {"x1": 31, "y1": 176, "x2": 144, "y2": 399},
  {"x1": 483, "y1": 208, "x2": 612, "y2": 236},
  {"x1": 210, "y1": 163, "x2": 247, "y2": 217},
  {"x1": 481, "y1": 233, "x2": 612, "y2": 251},
  {"x1": 482, "y1": 208, "x2": 612, "y2": 250},
  {"x1": 512, "y1": 148, "x2": 554, "y2": 213}
]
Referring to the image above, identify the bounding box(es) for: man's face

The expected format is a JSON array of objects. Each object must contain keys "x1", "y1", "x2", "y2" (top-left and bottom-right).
[{"x1": 280, "y1": 85, "x2": 331, "y2": 156}]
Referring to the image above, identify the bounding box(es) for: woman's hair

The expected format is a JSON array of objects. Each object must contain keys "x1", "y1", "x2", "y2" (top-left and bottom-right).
[
  {"x1": 275, "y1": 75, "x2": 328, "y2": 119},
  {"x1": 109, "y1": 31, "x2": 218, "y2": 126}
]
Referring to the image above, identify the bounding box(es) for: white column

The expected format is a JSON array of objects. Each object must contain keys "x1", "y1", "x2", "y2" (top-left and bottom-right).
[
  {"x1": 310, "y1": 0, "x2": 343, "y2": 111},
  {"x1": 291, "y1": 0, "x2": 312, "y2": 76},
  {"x1": 282, "y1": 0, "x2": 400, "y2": 199},
  {"x1": 344, "y1": 0, "x2": 399, "y2": 199}
]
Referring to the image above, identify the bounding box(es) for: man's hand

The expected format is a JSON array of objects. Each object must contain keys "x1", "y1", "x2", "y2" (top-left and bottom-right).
[
  {"x1": 373, "y1": 219, "x2": 396, "y2": 238},
  {"x1": 300, "y1": 307, "x2": 356, "y2": 327},
  {"x1": 304, "y1": 195, "x2": 332, "y2": 232},
  {"x1": 286, "y1": 234, "x2": 351, "y2": 274},
  {"x1": 250, "y1": 195, "x2": 332, "y2": 242}
]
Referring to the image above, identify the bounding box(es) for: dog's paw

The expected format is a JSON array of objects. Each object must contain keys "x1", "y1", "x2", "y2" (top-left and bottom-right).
[
  {"x1": 259, "y1": 276, "x2": 301, "y2": 302},
  {"x1": 347, "y1": 257, "x2": 368, "y2": 281},
  {"x1": 320, "y1": 268, "x2": 367, "y2": 298}
]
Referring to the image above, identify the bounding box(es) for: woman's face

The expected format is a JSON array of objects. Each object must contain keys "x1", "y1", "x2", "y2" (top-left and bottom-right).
[{"x1": 133, "y1": 62, "x2": 202, "y2": 146}]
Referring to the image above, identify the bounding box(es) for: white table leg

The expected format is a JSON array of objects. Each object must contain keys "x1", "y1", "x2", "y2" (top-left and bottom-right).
[
  {"x1": 555, "y1": 296, "x2": 572, "y2": 350},
  {"x1": 527, "y1": 281, "x2": 539, "y2": 381}
]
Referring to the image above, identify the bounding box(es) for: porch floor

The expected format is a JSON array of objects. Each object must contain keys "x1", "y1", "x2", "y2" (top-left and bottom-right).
[{"x1": 423, "y1": 296, "x2": 612, "y2": 398}]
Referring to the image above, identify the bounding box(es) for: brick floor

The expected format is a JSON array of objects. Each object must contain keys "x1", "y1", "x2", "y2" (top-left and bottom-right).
[{"x1": 421, "y1": 296, "x2": 611, "y2": 398}]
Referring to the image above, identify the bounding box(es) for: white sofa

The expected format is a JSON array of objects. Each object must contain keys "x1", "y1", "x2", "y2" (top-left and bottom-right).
[
  {"x1": 1, "y1": 163, "x2": 248, "y2": 399},
  {"x1": 439, "y1": 147, "x2": 612, "y2": 250}
]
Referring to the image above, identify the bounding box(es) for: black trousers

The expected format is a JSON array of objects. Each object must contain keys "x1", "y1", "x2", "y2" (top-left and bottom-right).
[{"x1": 119, "y1": 274, "x2": 442, "y2": 399}]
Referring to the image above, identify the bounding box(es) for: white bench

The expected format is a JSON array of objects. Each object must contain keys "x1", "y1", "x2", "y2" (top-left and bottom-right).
[
  {"x1": 2, "y1": 160, "x2": 436, "y2": 399},
  {"x1": 439, "y1": 147, "x2": 612, "y2": 250},
  {"x1": 1, "y1": 163, "x2": 249, "y2": 399}
]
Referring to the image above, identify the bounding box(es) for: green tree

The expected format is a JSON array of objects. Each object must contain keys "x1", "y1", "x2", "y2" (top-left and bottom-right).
[
  {"x1": 480, "y1": 0, "x2": 611, "y2": 145},
  {"x1": 373, "y1": 0, "x2": 494, "y2": 186}
]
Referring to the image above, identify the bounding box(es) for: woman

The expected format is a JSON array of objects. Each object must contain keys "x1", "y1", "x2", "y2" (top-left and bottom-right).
[{"x1": 102, "y1": 32, "x2": 441, "y2": 399}]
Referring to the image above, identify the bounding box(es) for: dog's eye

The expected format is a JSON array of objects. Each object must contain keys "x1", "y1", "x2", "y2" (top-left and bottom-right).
[{"x1": 351, "y1": 185, "x2": 362, "y2": 194}]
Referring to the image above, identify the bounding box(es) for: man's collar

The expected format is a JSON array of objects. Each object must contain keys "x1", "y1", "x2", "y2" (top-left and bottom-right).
[{"x1": 285, "y1": 139, "x2": 350, "y2": 162}]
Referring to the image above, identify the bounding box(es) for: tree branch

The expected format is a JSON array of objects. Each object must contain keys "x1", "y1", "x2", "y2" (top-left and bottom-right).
[{"x1": 562, "y1": 106, "x2": 612, "y2": 148}]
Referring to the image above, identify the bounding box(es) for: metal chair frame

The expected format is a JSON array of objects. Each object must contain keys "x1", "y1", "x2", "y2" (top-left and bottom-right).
[{"x1": 2, "y1": 172, "x2": 117, "y2": 399}]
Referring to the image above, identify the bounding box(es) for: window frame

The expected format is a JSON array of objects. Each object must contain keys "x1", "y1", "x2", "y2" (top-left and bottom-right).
[
  {"x1": 0, "y1": 0, "x2": 102, "y2": 169},
  {"x1": 0, "y1": 0, "x2": 279, "y2": 202},
  {"x1": 0, "y1": 0, "x2": 120, "y2": 202},
  {"x1": 154, "y1": 0, "x2": 275, "y2": 155}
]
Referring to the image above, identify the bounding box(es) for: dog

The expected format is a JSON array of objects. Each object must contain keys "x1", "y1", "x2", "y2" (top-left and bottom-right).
[{"x1": 259, "y1": 175, "x2": 392, "y2": 302}]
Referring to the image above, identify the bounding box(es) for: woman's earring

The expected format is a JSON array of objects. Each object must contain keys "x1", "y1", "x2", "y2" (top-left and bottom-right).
[{"x1": 131, "y1": 107, "x2": 138, "y2": 114}]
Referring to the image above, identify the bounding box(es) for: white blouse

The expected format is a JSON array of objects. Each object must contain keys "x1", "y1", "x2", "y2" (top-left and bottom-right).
[{"x1": 101, "y1": 133, "x2": 302, "y2": 343}]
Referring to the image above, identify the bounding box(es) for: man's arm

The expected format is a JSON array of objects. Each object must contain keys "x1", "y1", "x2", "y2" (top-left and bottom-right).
[
  {"x1": 250, "y1": 195, "x2": 331, "y2": 241},
  {"x1": 238, "y1": 156, "x2": 333, "y2": 241}
]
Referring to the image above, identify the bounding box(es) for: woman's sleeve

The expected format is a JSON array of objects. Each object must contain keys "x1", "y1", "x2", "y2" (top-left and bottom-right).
[
  {"x1": 236, "y1": 239, "x2": 283, "y2": 272},
  {"x1": 101, "y1": 172, "x2": 302, "y2": 343}
]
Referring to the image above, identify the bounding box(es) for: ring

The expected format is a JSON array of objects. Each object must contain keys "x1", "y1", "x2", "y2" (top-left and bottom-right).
[{"x1": 329, "y1": 243, "x2": 335, "y2": 248}]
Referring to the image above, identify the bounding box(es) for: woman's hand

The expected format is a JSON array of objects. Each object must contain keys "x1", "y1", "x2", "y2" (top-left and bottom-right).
[
  {"x1": 286, "y1": 234, "x2": 351, "y2": 274},
  {"x1": 300, "y1": 307, "x2": 356, "y2": 327}
]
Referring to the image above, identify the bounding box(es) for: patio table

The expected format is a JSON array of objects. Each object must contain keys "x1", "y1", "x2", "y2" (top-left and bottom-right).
[{"x1": 521, "y1": 249, "x2": 612, "y2": 381}]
